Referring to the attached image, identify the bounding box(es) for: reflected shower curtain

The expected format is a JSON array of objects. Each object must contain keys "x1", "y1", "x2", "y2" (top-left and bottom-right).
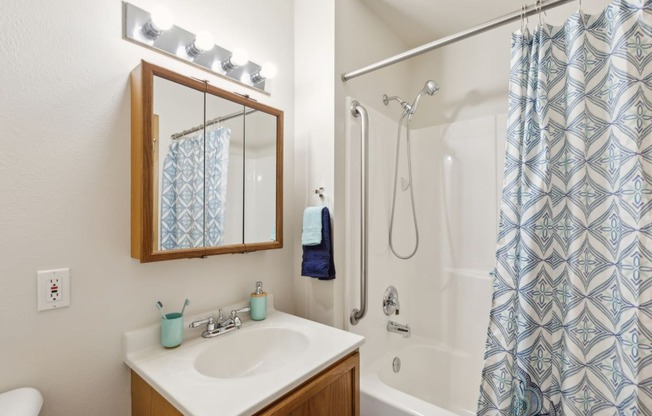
[
  {"x1": 478, "y1": 1, "x2": 652, "y2": 414},
  {"x1": 160, "y1": 126, "x2": 230, "y2": 250}
]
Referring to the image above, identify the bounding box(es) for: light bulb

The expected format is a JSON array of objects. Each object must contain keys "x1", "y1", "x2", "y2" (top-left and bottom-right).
[
  {"x1": 141, "y1": 7, "x2": 173, "y2": 40},
  {"x1": 221, "y1": 48, "x2": 249, "y2": 72},
  {"x1": 150, "y1": 7, "x2": 173, "y2": 31},
  {"x1": 194, "y1": 31, "x2": 214, "y2": 52},
  {"x1": 230, "y1": 48, "x2": 249, "y2": 67},
  {"x1": 186, "y1": 31, "x2": 214, "y2": 58},
  {"x1": 260, "y1": 62, "x2": 278, "y2": 80}
]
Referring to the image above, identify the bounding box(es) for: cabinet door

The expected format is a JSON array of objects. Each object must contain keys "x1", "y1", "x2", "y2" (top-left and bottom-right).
[
  {"x1": 131, "y1": 370, "x2": 183, "y2": 416},
  {"x1": 255, "y1": 351, "x2": 360, "y2": 416}
]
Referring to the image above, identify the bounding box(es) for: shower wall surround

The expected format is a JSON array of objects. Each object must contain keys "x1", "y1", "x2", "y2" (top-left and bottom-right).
[{"x1": 344, "y1": 102, "x2": 505, "y2": 413}]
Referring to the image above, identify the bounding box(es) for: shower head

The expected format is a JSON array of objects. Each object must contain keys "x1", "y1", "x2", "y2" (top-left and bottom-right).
[
  {"x1": 382, "y1": 80, "x2": 439, "y2": 117},
  {"x1": 409, "y1": 80, "x2": 439, "y2": 117},
  {"x1": 423, "y1": 80, "x2": 439, "y2": 96}
]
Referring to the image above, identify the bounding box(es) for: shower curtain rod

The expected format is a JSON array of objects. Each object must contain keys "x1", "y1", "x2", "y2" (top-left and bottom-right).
[
  {"x1": 171, "y1": 108, "x2": 258, "y2": 140},
  {"x1": 341, "y1": 0, "x2": 575, "y2": 81}
]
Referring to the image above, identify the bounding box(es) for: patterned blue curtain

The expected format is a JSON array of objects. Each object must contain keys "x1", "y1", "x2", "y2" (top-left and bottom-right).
[
  {"x1": 160, "y1": 126, "x2": 230, "y2": 250},
  {"x1": 478, "y1": 1, "x2": 652, "y2": 414}
]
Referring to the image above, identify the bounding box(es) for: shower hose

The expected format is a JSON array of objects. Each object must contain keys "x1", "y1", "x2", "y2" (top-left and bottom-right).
[{"x1": 389, "y1": 113, "x2": 419, "y2": 259}]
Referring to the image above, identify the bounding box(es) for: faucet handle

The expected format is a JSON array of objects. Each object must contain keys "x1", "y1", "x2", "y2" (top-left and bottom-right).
[
  {"x1": 230, "y1": 307, "x2": 251, "y2": 328},
  {"x1": 383, "y1": 286, "x2": 400, "y2": 316},
  {"x1": 189, "y1": 316, "x2": 215, "y2": 330}
]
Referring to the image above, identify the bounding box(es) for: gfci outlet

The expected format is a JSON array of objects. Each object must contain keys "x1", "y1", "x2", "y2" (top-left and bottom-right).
[{"x1": 37, "y1": 268, "x2": 70, "y2": 311}]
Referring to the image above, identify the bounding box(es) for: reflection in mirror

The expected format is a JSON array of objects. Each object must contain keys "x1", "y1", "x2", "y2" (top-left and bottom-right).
[
  {"x1": 153, "y1": 76, "x2": 205, "y2": 251},
  {"x1": 205, "y1": 93, "x2": 245, "y2": 246},
  {"x1": 244, "y1": 109, "x2": 278, "y2": 244}
]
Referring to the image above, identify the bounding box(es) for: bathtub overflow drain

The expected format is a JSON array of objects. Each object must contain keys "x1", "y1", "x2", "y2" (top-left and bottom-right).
[{"x1": 392, "y1": 357, "x2": 401, "y2": 373}]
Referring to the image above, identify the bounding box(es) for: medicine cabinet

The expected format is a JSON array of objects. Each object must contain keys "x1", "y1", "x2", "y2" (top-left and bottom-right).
[{"x1": 131, "y1": 61, "x2": 283, "y2": 262}]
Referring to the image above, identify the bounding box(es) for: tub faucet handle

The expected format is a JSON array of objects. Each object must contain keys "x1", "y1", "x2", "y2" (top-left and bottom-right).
[{"x1": 383, "y1": 286, "x2": 400, "y2": 316}]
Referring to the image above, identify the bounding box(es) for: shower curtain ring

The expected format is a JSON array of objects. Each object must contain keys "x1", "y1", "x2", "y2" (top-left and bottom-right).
[
  {"x1": 536, "y1": 0, "x2": 545, "y2": 27},
  {"x1": 521, "y1": 5, "x2": 528, "y2": 33}
]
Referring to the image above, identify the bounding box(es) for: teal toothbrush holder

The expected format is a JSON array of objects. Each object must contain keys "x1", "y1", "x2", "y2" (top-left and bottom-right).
[{"x1": 161, "y1": 312, "x2": 184, "y2": 348}]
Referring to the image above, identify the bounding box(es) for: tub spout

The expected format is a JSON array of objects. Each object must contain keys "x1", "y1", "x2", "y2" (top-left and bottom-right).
[{"x1": 387, "y1": 321, "x2": 410, "y2": 338}]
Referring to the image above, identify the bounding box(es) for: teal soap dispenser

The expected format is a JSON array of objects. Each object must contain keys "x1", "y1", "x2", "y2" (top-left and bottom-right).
[{"x1": 250, "y1": 281, "x2": 267, "y2": 321}]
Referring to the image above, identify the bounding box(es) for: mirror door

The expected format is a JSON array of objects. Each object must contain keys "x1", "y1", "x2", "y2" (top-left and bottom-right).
[
  {"x1": 204, "y1": 94, "x2": 245, "y2": 247},
  {"x1": 243, "y1": 108, "x2": 278, "y2": 244},
  {"x1": 153, "y1": 75, "x2": 206, "y2": 251}
]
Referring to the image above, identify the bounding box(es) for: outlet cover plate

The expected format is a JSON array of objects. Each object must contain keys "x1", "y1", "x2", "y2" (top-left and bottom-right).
[{"x1": 37, "y1": 268, "x2": 70, "y2": 311}]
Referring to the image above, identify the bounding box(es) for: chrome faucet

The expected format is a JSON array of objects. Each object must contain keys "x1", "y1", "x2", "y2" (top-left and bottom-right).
[
  {"x1": 189, "y1": 307, "x2": 251, "y2": 338},
  {"x1": 387, "y1": 321, "x2": 411, "y2": 338}
]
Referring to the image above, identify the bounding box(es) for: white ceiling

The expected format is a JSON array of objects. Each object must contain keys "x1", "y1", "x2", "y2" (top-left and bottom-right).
[{"x1": 360, "y1": 0, "x2": 529, "y2": 47}]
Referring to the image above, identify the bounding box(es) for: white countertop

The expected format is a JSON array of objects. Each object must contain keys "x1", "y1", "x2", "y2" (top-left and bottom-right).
[{"x1": 123, "y1": 302, "x2": 364, "y2": 416}]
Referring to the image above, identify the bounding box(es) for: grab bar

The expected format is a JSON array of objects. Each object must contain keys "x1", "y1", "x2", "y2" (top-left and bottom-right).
[{"x1": 350, "y1": 100, "x2": 369, "y2": 325}]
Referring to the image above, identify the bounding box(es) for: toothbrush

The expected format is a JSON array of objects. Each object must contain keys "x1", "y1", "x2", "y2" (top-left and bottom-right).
[
  {"x1": 181, "y1": 299, "x2": 190, "y2": 315},
  {"x1": 156, "y1": 301, "x2": 167, "y2": 319}
]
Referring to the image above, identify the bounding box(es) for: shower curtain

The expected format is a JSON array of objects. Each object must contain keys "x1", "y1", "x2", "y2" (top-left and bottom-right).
[
  {"x1": 160, "y1": 125, "x2": 230, "y2": 250},
  {"x1": 478, "y1": 1, "x2": 652, "y2": 414}
]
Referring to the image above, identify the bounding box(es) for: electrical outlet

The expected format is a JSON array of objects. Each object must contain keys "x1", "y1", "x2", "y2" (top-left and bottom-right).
[{"x1": 37, "y1": 268, "x2": 70, "y2": 311}]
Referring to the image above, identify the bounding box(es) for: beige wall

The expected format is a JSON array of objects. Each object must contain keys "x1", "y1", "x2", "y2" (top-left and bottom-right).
[
  {"x1": 292, "y1": 0, "x2": 337, "y2": 326},
  {"x1": 292, "y1": 0, "x2": 412, "y2": 328},
  {"x1": 0, "y1": 1, "x2": 295, "y2": 415}
]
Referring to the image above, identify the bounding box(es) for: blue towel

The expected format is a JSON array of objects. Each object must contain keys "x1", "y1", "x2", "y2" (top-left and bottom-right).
[
  {"x1": 301, "y1": 206, "x2": 324, "y2": 246},
  {"x1": 301, "y1": 207, "x2": 336, "y2": 280}
]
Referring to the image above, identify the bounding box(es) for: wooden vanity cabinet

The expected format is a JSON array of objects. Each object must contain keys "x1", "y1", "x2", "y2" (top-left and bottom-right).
[{"x1": 131, "y1": 350, "x2": 360, "y2": 416}]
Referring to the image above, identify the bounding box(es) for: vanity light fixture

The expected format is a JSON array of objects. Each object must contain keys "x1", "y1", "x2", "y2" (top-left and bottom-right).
[
  {"x1": 251, "y1": 62, "x2": 278, "y2": 84},
  {"x1": 141, "y1": 6, "x2": 173, "y2": 40},
  {"x1": 221, "y1": 48, "x2": 249, "y2": 72},
  {"x1": 186, "y1": 31, "x2": 215, "y2": 58},
  {"x1": 123, "y1": 2, "x2": 273, "y2": 93}
]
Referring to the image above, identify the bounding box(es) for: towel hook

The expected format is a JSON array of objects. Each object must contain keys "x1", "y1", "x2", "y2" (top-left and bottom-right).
[
  {"x1": 578, "y1": 0, "x2": 583, "y2": 13},
  {"x1": 315, "y1": 187, "x2": 326, "y2": 198}
]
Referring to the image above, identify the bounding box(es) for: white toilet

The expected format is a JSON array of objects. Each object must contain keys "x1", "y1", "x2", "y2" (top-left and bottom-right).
[{"x1": 0, "y1": 388, "x2": 43, "y2": 415}]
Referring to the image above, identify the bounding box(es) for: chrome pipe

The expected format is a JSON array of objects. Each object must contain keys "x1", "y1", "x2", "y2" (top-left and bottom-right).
[
  {"x1": 350, "y1": 100, "x2": 369, "y2": 325},
  {"x1": 341, "y1": 0, "x2": 574, "y2": 81}
]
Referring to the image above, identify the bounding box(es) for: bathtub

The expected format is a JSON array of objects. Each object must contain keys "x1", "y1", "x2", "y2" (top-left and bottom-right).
[{"x1": 360, "y1": 338, "x2": 479, "y2": 416}]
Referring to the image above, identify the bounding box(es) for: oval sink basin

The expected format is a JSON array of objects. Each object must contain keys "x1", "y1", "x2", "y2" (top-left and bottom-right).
[{"x1": 194, "y1": 327, "x2": 309, "y2": 378}]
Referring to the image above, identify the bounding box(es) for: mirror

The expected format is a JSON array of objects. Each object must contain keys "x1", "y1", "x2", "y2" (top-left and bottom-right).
[
  {"x1": 243, "y1": 109, "x2": 278, "y2": 245},
  {"x1": 131, "y1": 61, "x2": 283, "y2": 262}
]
